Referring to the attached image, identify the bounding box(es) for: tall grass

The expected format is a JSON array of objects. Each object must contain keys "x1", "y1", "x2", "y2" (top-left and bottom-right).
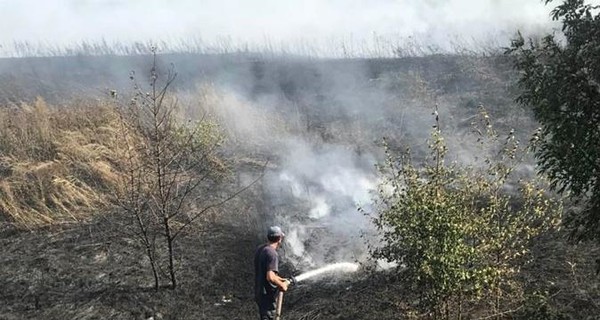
[
  {"x1": 0, "y1": 33, "x2": 509, "y2": 59},
  {"x1": 0, "y1": 98, "x2": 126, "y2": 227}
]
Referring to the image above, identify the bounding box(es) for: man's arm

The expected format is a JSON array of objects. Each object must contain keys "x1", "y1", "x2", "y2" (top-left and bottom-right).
[{"x1": 267, "y1": 270, "x2": 289, "y2": 292}]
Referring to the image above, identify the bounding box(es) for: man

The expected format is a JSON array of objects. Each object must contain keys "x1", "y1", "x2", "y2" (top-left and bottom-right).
[{"x1": 254, "y1": 226, "x2": 289, "y2": 320}]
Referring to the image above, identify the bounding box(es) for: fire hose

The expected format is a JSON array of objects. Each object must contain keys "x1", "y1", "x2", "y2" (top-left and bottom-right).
[{"x1": 275, "y1": 276, "x2": 296, "y2": 320}]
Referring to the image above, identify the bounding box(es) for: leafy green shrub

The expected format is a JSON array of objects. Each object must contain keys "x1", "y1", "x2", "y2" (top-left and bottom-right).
[{"x1": 369, "y1": 107, "x2": 562, "y2": 318}]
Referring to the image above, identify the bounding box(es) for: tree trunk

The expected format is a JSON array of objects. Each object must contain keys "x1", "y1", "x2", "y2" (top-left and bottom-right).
[
  {"x1": 164, "y1": 216, "x2": 177, "y2": 289},
  {"x1": 146, "y1": 244, "x2": 160, "y2": 290}
]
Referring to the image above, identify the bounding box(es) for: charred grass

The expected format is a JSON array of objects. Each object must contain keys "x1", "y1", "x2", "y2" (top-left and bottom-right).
[
  {"x1": 2, "y1": 216, "x2": 596, "y2": 320},
  {"x1": 0, "y1": 213, "x2": 261, "y2": 320}
]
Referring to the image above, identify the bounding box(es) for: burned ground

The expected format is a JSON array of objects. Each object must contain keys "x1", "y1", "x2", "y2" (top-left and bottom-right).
[{"x1": 1, "y1": 210, "x2": 598, "y2": 319}]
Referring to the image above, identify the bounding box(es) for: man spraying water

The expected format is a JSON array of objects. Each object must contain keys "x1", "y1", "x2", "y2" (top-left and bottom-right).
[
  {"x1": 254, "y1": 226, "x2": 290, "y2": 320},
  {"x1": 254, "y1": 226, "x2": 360, "y2": 319}
]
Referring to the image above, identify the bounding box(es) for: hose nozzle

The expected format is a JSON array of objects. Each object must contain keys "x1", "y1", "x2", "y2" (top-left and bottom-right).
[{"x1": 286, "y1": 276, "x2": 297, "y2": 286}]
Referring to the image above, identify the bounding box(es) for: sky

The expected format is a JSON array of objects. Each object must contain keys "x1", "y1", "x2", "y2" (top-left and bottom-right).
[{"x1": 0, "y1": 0, "x2": 562, "y2": 55}]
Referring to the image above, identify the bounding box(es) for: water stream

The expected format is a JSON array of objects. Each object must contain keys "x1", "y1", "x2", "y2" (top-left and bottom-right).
[{"x1": 294, "y1": 262, "x2": 359, "y2": 283}]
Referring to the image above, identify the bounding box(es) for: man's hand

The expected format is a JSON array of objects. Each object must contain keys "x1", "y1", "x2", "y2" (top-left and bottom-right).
[
  {"x1": 267, "y1": 270, "x2": 290, "y2": 292},
  {"x1": 280, "y1": 279, "x2": 289, "y2": 292}
]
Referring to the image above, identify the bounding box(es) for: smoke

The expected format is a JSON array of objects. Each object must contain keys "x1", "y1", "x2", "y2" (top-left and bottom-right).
[
  {"x1": 186, "y1": 48, "x2": 544, "y2": 271},
  {"x1": 195, "y1": 82, "x2": 382, "y2": 269},
  {"x1": 0, "y1": 0, "x2": 563, "y2": 56},
  {"x1": 176, "y1": 50, "x2": 513, "y2": 271},
  {"x1": 265, "y1": 138, "x2": 378, "y2": 269}
]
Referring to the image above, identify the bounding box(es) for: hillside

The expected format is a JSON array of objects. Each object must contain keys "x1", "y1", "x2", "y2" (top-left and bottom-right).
[{"x1": 0, "y1": 52, "x2": 598, "y2": 319}]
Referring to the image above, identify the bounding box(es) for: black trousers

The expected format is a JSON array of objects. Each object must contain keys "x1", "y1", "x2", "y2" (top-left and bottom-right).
[{"x1": 256, "y1": 294, "x2": 277, "y2": 320}]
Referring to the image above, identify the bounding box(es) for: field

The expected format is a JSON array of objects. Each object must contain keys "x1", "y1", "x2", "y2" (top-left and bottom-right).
[{"x1": 0, "y1": 51, "x2": 598, "y2": 319}]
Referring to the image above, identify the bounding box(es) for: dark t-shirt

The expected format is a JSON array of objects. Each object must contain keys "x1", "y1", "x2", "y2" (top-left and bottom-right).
[{"x1": 254, "y1": 244, "x2": 279, "y2": 301}]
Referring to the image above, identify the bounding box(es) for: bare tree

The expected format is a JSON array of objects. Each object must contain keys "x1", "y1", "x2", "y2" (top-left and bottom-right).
[{"x1": 115, "y1": 47, "x2": 261, "y2": 290}]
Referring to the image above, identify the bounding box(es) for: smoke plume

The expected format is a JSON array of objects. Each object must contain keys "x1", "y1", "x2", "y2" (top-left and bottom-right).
[{"x1": 1, "y1": 0, "x2": 561, "y2": 57}]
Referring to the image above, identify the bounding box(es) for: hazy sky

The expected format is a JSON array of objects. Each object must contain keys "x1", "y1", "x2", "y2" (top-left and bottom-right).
[{"x1": 0, "y1": 0, "x2": 571, "y2": 54}]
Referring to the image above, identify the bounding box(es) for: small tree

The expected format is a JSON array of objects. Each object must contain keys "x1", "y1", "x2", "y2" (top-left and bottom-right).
[
  {"x1": 115, "y1": 48, "x2": 230, "y2": 290},
  {"x1": 370, "y1": 107, "x2": 561, "y2": 319}
]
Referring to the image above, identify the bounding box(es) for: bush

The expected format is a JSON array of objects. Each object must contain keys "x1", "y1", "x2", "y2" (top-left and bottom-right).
[{"x1": 369, "y1": 107, "x2": 562, "y2": 318}]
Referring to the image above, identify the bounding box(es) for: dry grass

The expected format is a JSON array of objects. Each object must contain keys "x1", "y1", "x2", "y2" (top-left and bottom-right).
[
  {"x1": 190, "y1": 83, "x2": 290, "y2": 150},
  {"x1": 0, "y1": 98, "x2": 127, "y2": 227}
]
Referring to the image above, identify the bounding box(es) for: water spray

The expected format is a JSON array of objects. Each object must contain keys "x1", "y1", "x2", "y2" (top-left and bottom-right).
[
  {"x1": 275, "y1": 263, "x2": 359, "y2": 320},
  {"x1": 294, "y1": 262, "x2": 359, "y2": 282}
]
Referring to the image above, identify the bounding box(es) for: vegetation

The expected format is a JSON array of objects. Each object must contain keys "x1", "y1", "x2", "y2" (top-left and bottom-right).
[
  {"x1": 114, "y1": 49, "x2": 229, "y2": 290},
  {"x1": 0, "y1": 98, "x2": 124, "y2": 226},
  {"x1": 1, "y1": 35, "x2": 502, "y2": 59},
  {"x1": 369, "y1": 107, "x2": 562, "y2": 319},
  {"x1": 508, "y1": 0, "x2": 600, "y2": 245}
]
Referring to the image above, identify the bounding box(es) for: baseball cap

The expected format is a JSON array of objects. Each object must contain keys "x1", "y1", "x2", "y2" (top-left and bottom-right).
[{"x1": 267, "y1": 226, "x2": 285, "y2": 238}]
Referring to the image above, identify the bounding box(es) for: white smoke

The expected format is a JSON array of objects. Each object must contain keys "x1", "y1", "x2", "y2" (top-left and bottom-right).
[
  {"x1": 266, "y1": 139, "x2": 378, "y2": 269},
  {"x1": 0, "y1": 0, "x2": 565, "y2": 57},
  {"x1": 194, "y1": 83, "x2": 378, "y2": 270}
]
